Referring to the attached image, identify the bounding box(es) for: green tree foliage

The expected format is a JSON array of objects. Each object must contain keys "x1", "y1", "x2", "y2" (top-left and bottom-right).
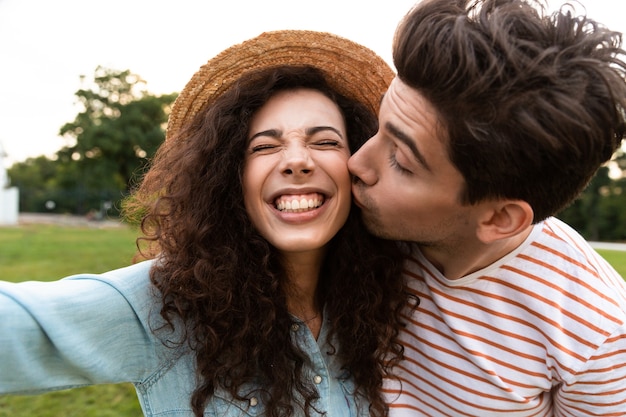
[
  {"x1": 59, "y1": 66, "x2": 177, "y2": 192},
  {"x1": 9, "y1": 67, "x2": 177, "y2": 216},
  {"x1": 557, "y1": 149, "x2": 626, "y2": 241},
  {"x1": 6, "y1": 156, "x2": 60, "y2": 212}
]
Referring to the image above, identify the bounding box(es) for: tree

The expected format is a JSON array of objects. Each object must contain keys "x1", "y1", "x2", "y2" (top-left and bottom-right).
[
  {"x1": 615, "y1": 148, "x2": 626, "y2": 177},
  {"x1": 55, "y1": 66, "x2": 177, "y2": 214},
  {"x1": 597, "y1": 176, "x2": 626, "y2": 240},
  {"x1": 7, "y1": 156, "x2": 60, "y2": 212},
  {"x1": 9, "y1": 67, "x2": 177, "y2": 216},
  {"x1": 557, "y1": 151, "x2": 626, "y2": 241}
]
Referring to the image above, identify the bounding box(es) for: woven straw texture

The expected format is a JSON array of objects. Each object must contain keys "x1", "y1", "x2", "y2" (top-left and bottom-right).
[{"x1": 166, "y1": 30, "x2": 394, "y2": 140}]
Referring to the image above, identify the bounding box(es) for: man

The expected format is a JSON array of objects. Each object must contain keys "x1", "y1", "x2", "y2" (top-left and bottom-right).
[{"x1": 348, "y1": 0, "x2": 626, "y2": 415}]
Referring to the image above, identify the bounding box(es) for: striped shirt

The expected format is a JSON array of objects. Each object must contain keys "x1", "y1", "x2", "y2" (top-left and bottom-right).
[{"x1": 386, "y1": 217, "x2": 626, "y2": 416}]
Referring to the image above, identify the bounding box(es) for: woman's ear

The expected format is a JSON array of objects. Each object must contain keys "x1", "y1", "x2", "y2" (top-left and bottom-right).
[{"x1": 476, "y1": 200, "x2": 534, "y2": 244}]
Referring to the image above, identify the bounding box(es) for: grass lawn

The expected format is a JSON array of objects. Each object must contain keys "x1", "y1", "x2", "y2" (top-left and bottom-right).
[
  {"x1": 0, "y1": 223, "x2": 143, "y2": 417},
  {"x1": 0, "y1": 223, "x2": 624, "y2": 416},
  {"x1": 0, "y1": 224, "x2": 140, "y2": 280},
  {"x1": 597, "y1": 249, "x2": 626, "y2": 277}
]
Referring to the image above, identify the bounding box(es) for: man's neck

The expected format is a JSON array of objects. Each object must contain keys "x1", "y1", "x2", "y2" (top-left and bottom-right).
[{"x1": 419, "y1": 226, "x2": 533, "y2": 280}]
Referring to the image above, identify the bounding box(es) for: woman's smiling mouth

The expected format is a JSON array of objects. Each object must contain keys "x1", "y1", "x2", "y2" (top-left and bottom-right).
[{"x1": 274, "y1": 193, "x2": 325, "y2": 212}]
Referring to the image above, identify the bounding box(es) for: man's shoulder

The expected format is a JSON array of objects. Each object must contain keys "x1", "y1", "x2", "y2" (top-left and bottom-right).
[
  {"x1": 524, "y1": 217, "x2": 626, "y2": 304},
  {"x1": 527, "y1": 217, "x2": 599, "y2": 262}
]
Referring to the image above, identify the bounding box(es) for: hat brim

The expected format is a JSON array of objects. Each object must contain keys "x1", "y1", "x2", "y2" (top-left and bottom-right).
[{"x1": 166, "y1": 30, "x2": 395, "y2": 140}]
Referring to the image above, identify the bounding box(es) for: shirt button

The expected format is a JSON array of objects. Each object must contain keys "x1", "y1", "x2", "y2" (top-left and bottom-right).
[
  {"x1": 290, "y1": 323, "x2": 300, "y2": 332},
  {"x1": 249, "y1": 397, "x2": 258, "y2": 407},
  {"x1": 313, "y1": 375, "x2": 322, "y2": 384}
]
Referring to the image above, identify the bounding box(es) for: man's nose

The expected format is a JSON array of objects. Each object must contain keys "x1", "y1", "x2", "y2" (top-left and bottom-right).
[{"x1": 348, "y1": 136, "x2": 378, "y2": 186}]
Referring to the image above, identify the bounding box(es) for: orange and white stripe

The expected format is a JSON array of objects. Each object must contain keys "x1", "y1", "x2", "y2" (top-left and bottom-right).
[{"x1": 386, "y1": 217, "x2": 626, "y2": 416}]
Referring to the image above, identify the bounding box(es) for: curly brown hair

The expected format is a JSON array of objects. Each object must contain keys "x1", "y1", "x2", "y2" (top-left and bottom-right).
[{"x1": 125, "y1": 66, "x2": 408, "y2": 417}]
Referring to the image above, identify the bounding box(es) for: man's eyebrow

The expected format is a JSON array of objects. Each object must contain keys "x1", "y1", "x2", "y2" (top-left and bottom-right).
[{"x1": 385, "y1": 121, "x2": 431, "y2": 171}]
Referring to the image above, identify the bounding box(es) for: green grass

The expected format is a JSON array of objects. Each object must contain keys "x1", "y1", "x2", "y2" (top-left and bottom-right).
[
  {"x1": 0, "y1": 224, "x2": 140, "y2": 281},
  {"x1": 0, "y1": 224, "x2": 624, "y2": 416},
  {"x1": 0, "y1": 224, "x2": 143, "y2": 417},
  {"x1": 0, "y1": 385, "x2": 141, "y2": 417},
  {"x1": 597, "y1": 249, "x2": 626, "y2": 277}
]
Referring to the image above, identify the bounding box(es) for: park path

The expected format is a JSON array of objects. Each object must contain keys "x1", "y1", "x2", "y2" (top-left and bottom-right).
[
  {"x1": 589, "y1": 241, "x2": 626, "y2": 252},
  {"x1": 17, "y1": 212, "x2": 124, "y2": 228}
]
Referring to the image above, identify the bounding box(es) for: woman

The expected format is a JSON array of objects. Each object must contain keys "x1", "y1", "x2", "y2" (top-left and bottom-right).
[{"x1": 0, "y1": 31, "x2": 409, "y2": 417}]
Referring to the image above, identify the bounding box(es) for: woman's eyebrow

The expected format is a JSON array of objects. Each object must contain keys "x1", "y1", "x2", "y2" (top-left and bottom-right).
[
  {"x1": 305, "y1": 126, "x2": 344, "y2": 139},
  {"x1": 249, "y1": 126, "x2": 344, "y2": 142},
  {"x1": 249, "y1": 129, "x2": 282, "y2": 141}
]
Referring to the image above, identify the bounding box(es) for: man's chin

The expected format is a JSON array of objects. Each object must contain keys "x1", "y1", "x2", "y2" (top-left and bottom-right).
[{"x1": 360, "y1": 214, "x2": 391, "y2": 238}]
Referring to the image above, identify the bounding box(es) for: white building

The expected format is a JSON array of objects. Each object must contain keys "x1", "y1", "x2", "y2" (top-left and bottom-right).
[{"x1": 0, "y1": 141, "x2": 19, "y2": 225}]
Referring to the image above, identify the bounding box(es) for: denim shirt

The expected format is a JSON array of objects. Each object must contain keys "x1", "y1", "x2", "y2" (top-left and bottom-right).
[{"x1": 0, "y1": 261, "x2": 365, "y2": 416}]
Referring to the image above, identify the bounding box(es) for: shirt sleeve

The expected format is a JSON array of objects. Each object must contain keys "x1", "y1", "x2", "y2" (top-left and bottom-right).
[
  {"x1": 554, "y1": 323, "x2": 626, "y2": 415},
  {"x1": 0, "y1": 261, "x2": 161, "y2": 394}
]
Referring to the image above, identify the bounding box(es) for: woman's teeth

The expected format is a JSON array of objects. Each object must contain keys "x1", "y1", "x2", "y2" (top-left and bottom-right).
[{"x1": 275, "y1": 194, "x2": 324, "y2": 212}]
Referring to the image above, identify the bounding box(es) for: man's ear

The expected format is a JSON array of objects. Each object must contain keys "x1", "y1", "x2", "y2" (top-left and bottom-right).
[{"x1": 476, "y1": 200, "x2": 534, "y2": 244}]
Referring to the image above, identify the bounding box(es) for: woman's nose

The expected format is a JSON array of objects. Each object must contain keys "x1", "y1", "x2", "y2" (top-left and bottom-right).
[{"x1": 280, "y1": 144, "x2": 315, "y2": 175}]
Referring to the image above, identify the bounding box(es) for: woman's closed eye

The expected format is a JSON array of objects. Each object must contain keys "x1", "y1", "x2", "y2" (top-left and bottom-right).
[
  {"x1": 250, "y1": 143, "x2": 278, "y2": 153},
  {"x1": 312, "y1": 139, "x2": 342, "y2": 148}
]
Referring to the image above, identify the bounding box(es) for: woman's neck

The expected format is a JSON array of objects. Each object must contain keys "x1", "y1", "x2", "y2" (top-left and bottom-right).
[{"x1": 282, "y1": 249, "x2": 325, "y2": 338}]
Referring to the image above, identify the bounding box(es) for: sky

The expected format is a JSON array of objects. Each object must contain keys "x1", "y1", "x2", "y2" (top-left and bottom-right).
[{"x1": 1, "y1": 0, "x2": 625, "y2": 168}]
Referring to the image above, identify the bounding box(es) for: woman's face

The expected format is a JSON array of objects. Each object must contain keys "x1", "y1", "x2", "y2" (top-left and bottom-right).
[{"x1": 243, "y1": 88, "x2": 351, "y2": 256}]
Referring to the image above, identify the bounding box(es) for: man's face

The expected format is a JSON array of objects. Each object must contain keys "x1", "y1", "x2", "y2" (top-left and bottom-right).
[{"x1": 348, "y1": 77, "x2": 477, "y2": 247}]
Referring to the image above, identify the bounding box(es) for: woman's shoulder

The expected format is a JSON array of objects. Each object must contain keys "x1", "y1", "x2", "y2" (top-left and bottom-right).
[{"x1": 66, "y1": 260, "x2": 156, "y2": 299}]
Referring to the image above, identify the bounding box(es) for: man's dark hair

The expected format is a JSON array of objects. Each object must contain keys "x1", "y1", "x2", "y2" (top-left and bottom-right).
[{"x1": 394, "y1": 0, "x2": 626, "y2": 221}]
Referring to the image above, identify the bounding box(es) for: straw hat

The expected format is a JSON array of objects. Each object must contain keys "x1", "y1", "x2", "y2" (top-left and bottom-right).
[{"x1": 166, "y1": 30, "x2": 395, "y2": 140}]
